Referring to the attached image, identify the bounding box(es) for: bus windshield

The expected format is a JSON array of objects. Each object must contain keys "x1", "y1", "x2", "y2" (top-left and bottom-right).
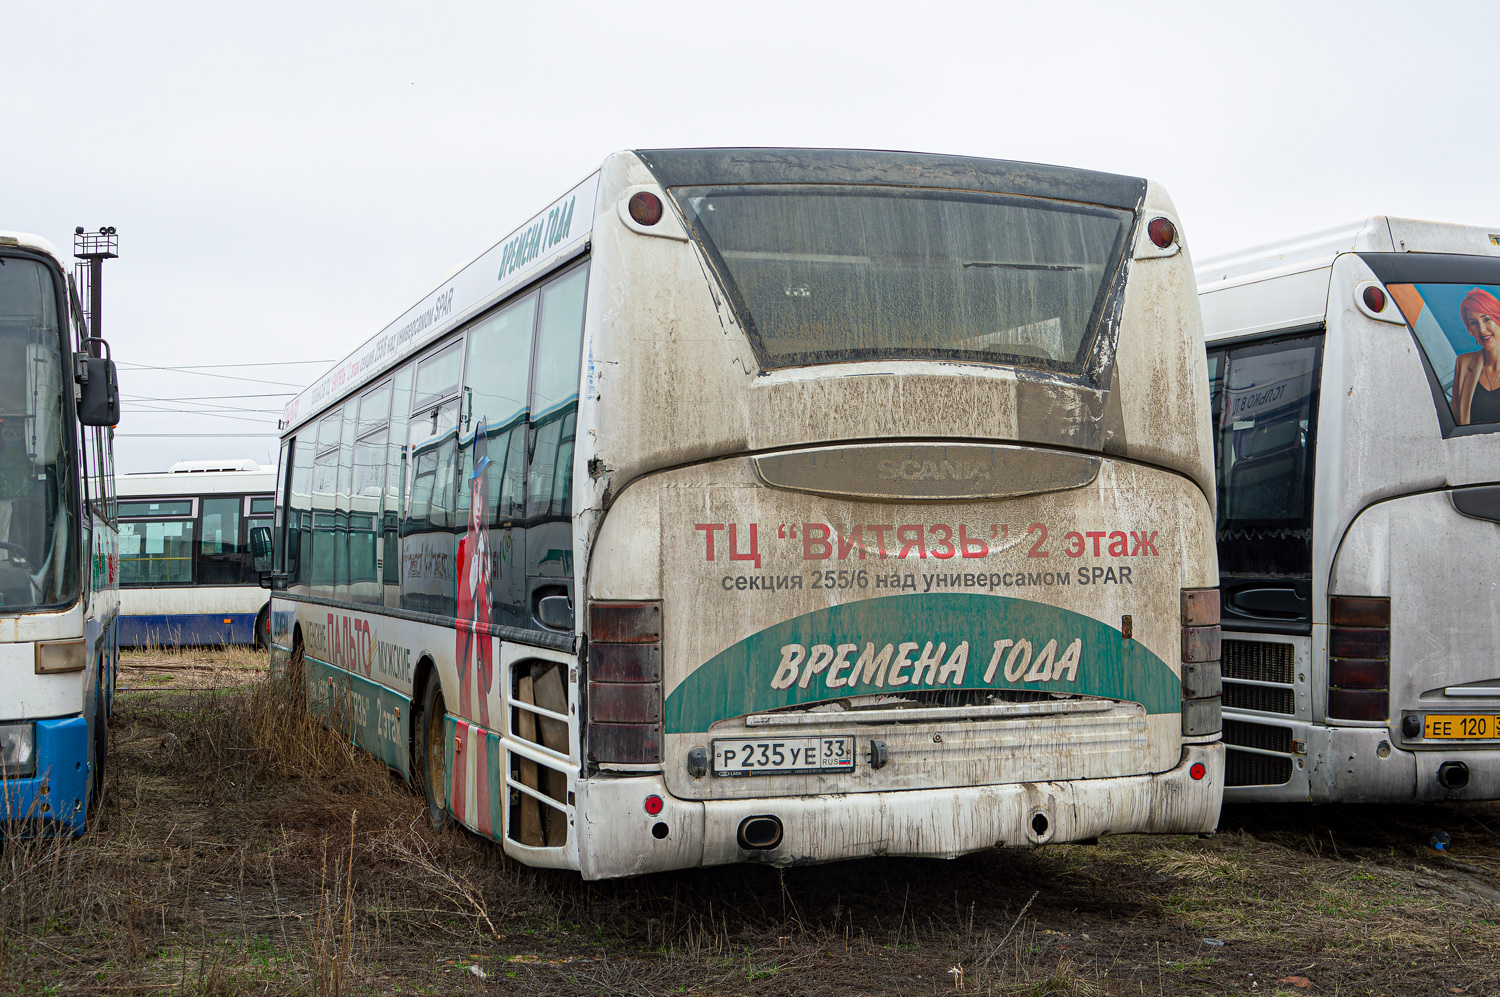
[
  {"x1": 673, "y1": 186, "x2": 1131, "y2": 372},
  {"x1": 0, "y1": 256, "x2": 77, "y2": 610}
]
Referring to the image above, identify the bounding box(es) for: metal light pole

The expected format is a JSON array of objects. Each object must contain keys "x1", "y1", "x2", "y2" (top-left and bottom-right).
[{"x1": 73, "y1": 226, "x2": 118, "y2": 356}]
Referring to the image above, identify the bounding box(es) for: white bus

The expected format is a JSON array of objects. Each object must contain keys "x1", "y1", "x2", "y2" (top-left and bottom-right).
[
  {"x1": 116, "y1": 460, "x2": 274, "y2": 647},
  {"x1": 0, "y1": 229, "x2": 120, "y2": 833},
  {"x1": 269, "y1": 148, "x2": 1222, "y2": 878},
  {"x1": 1200, "y1": 217, "x2": 1500, "y2": 802}
]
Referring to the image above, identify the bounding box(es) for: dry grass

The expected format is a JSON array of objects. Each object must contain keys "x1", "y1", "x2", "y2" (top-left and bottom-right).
[{"x1": 5, "y1": 651, "x2": 1500, "y2": 995}]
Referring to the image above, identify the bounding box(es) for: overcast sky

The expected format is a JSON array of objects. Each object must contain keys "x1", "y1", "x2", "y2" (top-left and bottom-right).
[{"x1": 9, "y1": 1, "x2": 1497, "y2": 472}]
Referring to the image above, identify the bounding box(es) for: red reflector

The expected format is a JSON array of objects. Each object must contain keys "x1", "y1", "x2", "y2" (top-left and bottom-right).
[
  {"x1": 1330, "y1": 596, "x2": 1390, "y2": 628},
  {"x1": 1147, "y1": 216, "x2": 1176, "y2": 249},
  {"x1": 644, "y1": 794, "x2": 664, "y2": 816},
  {"x1": 1190, "y1": 762, "x2": 1206, "y2": 781},
  {"x1": 1362, "y1": 285, "x2": 1387, "y2": 312},
  {"x1": 1327, "y1": 688, "x2": 1389, "y2": 722},
  {"x1": 1181, "y1": 588, "x2": 1220, "y2": 627},
  {"x1": 1329, "y1": 657, "x2": 1389, "y2": 690},
  {"x1": 628, "y1": 191, "x2": 664, "y2": 226},
  {"x1": 589, "y1": 602, "x2": 661, "y2": 643},
  {"x1": 1330, "y1": 627, "x2": 1390, "y2": 660}
]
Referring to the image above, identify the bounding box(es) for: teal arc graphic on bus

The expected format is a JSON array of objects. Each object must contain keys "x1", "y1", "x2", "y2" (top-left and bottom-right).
[{"x1": 664, "y1": 592, "x2": 1181, "y2": 734}]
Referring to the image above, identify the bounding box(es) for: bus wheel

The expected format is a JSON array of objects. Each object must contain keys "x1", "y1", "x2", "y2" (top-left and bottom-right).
[
  {"x1": 90, "y1": 676, "x2": 108, "y2": 807},
  {"x1": 254, "y1": 607, "x2": 270, "y2": 650},
  {"x1": 418, "y1": 674, "x2": 450, "y2": 831}
]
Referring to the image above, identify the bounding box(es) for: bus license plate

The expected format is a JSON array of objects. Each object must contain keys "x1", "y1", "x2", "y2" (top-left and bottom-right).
[
  {"x1": 1424, "y1": 715, "x2": 1500, "y2": 739},
  {"x1": 712, "y1": 736, "x2": 856, "y2": 777}
]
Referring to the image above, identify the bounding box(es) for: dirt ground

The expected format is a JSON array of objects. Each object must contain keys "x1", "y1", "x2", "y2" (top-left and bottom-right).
[{"x1": 3, "y1": 648, "x2": 1499, "y2": 996}]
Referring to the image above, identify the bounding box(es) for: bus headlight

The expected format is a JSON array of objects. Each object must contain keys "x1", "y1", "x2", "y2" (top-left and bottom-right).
[
  {"x1": 35, "y1": 639, "x2": 86, "y2": 674},
  {"x1": 0, "y1": 722, "x2": 36, "y2": 778}
]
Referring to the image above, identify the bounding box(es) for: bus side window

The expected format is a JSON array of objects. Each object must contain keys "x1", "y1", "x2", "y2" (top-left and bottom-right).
[
  {"x1": 198, "y1": 496, "x2": 242, "y2": 586},
  {"x1": 526, "y1": 264, "x2": 588, "y2": 524},
  {"x1": 286, "y1": 439, "x2": 313, "y2": 589},
  {"x1": 382, "y1": 366, "x2": 413, "y2": 604},
  {"x1": 461, "y1": 292, "x2": 536, "y2": 630},
  {"x1": 526, "y1": 264, "x2": 588, "y2": 623},
  {"x1": 311, "y1": 408, "x2": 342, "y2": 597}
]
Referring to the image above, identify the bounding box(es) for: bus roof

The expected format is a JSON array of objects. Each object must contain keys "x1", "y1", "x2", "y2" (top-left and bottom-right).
[
  {"x1": 0, "y1": 231, "x2": 68, "y2": 272},
  {"x1": 280, "y1": 147, "x2": 1153, "y2": 437},
  {"x1": 634, "y1": 147, "x2": 1146, "y2": 209},
  {"x1": 118, "y1": 464, "x2": 275, "y2": 498},
  {"x1": 1197, "y1": 215, "x2": 1500, "y2": 342}
]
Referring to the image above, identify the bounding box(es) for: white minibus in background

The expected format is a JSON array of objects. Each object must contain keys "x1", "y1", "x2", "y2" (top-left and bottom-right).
[
  {"x1": 1200, "y1": 217, "x2": 1500, "y2": 803},
  {"x1": 270, "y1": 148, "x2": 1222, "y2": 879},
  {"x1": 0, "y1": 229, "x2": 120, "y2": 834},
  {"x1": 116, "y1": 460, "x2": 274, "y2": 647}
]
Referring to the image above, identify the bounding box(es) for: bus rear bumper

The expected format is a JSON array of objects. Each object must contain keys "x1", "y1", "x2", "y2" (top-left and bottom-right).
[
  {"x1": 575, "y1": 742, "x2": 1222, "y2": 880},
  {"x1": 0, "y1": 716, "x2": 90, "y2": 836},
  {"x1": 1226, "y1": 721, "x2": 1500, "y2": 803}
]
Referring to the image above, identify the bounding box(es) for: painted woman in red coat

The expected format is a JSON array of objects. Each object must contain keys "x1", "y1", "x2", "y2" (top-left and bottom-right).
[{"x1": 455, "y1": 421, "x2": 493, "y2": 728}]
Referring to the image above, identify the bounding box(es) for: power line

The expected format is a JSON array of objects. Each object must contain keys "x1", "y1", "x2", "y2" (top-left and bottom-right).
[
  {"x1": 115, "y1": 364, "x2": 308, "y2": 388},
  {"x1": 116, "y1": 432, "x2": 280, "y2": 438},
  {"x1": 124, "y1": 407, "x2": 280, "y2": 423},
  {"x1": 125, "y1": 401, "x2": 283, "y2": 415},
  {"x1": 122, "y1": 392, "x2": 295, "y2": 401}
]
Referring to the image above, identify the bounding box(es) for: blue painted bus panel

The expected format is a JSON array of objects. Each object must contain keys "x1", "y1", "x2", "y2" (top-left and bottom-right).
[
  {"x1": 119, "y1": 613, "x2": 258, "y2": 648},
  {"x1": 0, "y1": 716, "x2": 90, "y2": 836}
]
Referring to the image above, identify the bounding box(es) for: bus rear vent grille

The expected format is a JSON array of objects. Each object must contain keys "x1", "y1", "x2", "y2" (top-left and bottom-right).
[
  {"x1": 1226, "y1": 748, "x2": 1293, "y2": 787},
  {"x1": 1223, "y1": 719, "x2": 1293, "y2": 754},
  {"x1": 1223, "y1": 683, "x2": 1296, "y2": 716},
  {"x1": 1222, "y1": 639, "x2": 1295, "y2": 684}
]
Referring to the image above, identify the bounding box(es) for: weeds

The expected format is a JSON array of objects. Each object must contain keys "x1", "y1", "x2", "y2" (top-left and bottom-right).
[{"x1": 5, "y1": 649, "x2": 1500, "y2": 995}]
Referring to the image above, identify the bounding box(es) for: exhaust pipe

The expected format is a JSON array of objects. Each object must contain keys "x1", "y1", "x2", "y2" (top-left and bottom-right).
[
  {"x1": 737, "y1": 815, "x2": 783, "y2": 850},
  {"x1": 1438, "y1": 761, "x2": 1470, "y2": 790}
]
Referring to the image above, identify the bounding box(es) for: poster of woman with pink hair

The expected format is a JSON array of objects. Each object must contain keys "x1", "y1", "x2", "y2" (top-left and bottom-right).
[{"x1": 1388, "y1": 282, "x2": 1500, "y2": 428}]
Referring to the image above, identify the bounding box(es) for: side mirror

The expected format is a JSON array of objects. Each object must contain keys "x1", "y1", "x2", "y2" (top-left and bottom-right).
[
  {"x1": 250, "y1": 525, "x2": 273, "y2": 575},
  {"x1": 76, "y1": 342, "x2": 119, "y2": 428},
  {"x1": 536, "y1": 593, "x2": 573, "y2": 631}
]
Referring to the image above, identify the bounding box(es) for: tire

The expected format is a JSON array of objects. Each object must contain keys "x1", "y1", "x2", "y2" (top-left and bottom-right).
[
  {"x1": 418, "y1": 672, "x2": 450, "y2": 830},
  {"x1": 254, "y1": 607, "x2": 270, "y2": 650}
]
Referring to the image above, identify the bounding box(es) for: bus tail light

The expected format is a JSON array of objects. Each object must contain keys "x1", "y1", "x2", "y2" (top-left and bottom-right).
[
  {"x1": 1147, "y1": 216, "x2": 1177, "y2": 249},
  {"x1": 628, "y1": 192, "x2": 664, "y2": 226},
  {"x1": 1328, "y1": 596, "x2": 1390, "y2": 722},
  {"x1": 587, "y1": 601, "x2": 662, "y2": 765},
  {"x1": 1180, "y1": 588, "x2": 1221, "y2": 736}
]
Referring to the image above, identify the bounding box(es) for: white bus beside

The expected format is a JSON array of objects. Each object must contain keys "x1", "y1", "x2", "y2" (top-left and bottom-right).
[
  {"x1": 0, "y1": 230, "x2": 120, "y2": 833},
  {"x1": 116, "y1": 460, "x2": 274, "y2": 647},
  {"x1": 270, "y1": 148, "x2": 1222, "y2": 878},
  {"x1": 1200, "y1": 217, "x2": 1500, "y2": 802}
]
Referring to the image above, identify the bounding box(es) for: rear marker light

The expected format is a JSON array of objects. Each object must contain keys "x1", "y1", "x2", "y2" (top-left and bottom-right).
[
  {"x1": 1190, "y1": 762, "x2": 1206, "y2": 781},
  {"x1": 643, "y1": 794, "x2": 664, "y2": 816},
  {"x1": 628, "y1": 191, "x2": 663, "y2": 226},
  {"x1": 1328, "y1": 596, "x2": 1390, "y2": 722},
  {"x1": 1147, "y1": 216, "x2": 1176, "y2": 249},
  {"x1": 588, "y1": 601, "x2": 664, "y2": 766},
  {"x1": 1362, "y1": 285, "x2": 1387, "y2": 312},
  {"x1": 1180, "y1": 588, "x2": 1221, "y2": 736}
]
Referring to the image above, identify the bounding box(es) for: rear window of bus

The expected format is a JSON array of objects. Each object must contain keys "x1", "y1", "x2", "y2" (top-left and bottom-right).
[{"x1": 672, "y1": 186, "x2": 1131, "y2": 373}]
